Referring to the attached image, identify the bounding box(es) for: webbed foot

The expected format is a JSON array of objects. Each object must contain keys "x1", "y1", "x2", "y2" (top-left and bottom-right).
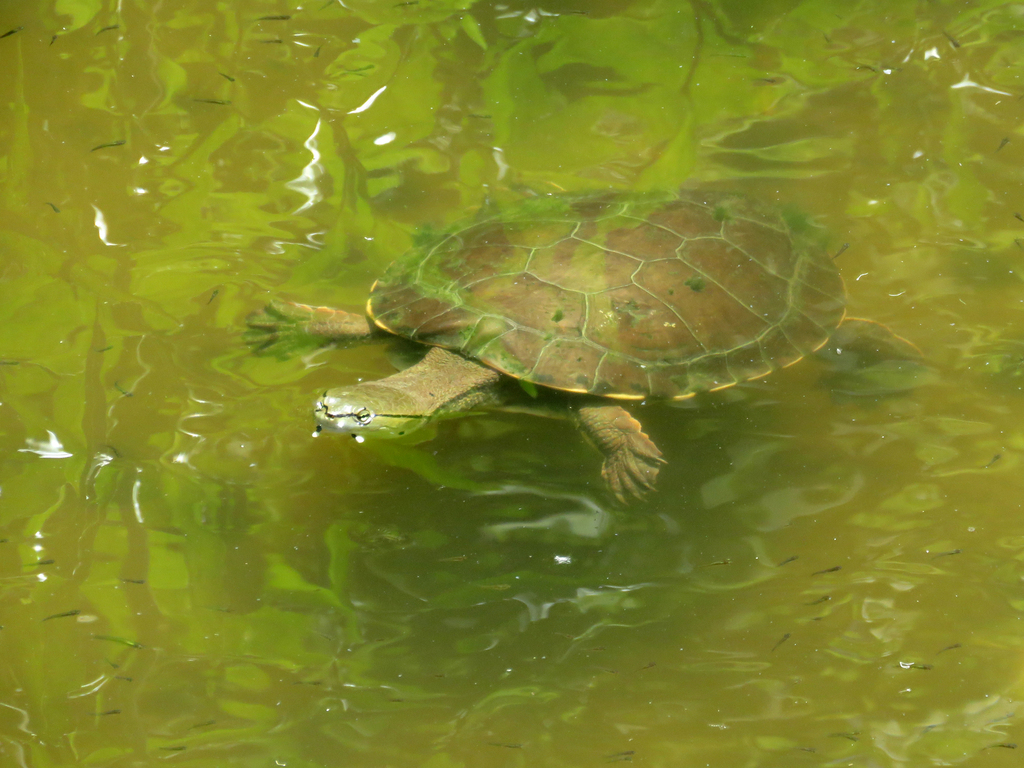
[
  {"x1": 577, "y1": 405, "x2": 666, "y2": 503},
  {"x1": 245, "y1": 300, "x2": 376, "y2": 354}
]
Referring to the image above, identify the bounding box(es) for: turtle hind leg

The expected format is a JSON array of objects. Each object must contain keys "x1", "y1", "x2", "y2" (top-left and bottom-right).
[
  {"x1": 245, "y1": 300, "x2": 380, "y2": 354},
  {"x1": 826, "y1": 317, "x2": 923, "y2": 361},
  {"x1": 576, "y1": 404, "x2": 665, "y2": 503}
]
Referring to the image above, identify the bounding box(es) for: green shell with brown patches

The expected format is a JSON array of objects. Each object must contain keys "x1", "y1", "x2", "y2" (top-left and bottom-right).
[{"x1": 367, "y1": 189, "x2": 846, "y2": 400}]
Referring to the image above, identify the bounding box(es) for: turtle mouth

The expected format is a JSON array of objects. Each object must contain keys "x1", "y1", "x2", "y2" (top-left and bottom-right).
[{"x1": 314, "y1": 398, "x2": 378, "y2": 433}]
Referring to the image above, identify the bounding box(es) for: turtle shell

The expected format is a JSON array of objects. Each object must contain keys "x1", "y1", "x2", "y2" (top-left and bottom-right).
[{"x1": 367, "y1": 189, "x2": 846, "y2": 400}]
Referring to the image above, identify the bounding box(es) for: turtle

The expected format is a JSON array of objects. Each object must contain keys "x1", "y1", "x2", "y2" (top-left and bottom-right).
[{"x1": 248, "y1": 188, "x2": 859, "y2": 502}]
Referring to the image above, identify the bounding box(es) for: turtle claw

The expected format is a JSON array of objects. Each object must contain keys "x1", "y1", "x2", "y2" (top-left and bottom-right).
[
  {"x1": 245, "y1": 300, "x2": 375, "y2": 356},
  {"x1": 602, "y1": 430, "x2": 666, "y2": 503},
  {"x1": 577, "y1": 404, "x2": 666, "y2": 504},
  {"x1": 244, "y1": 301, "x2": 317, "y2": 355}
]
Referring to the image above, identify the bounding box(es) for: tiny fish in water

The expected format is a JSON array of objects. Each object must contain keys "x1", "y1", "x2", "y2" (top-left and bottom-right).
[
  {"x1": 42, "y1": 610, "x2": 80, "y2": 621},
  {"x1": 812, "y1": 565, "x2": 841, "y2": 575}
]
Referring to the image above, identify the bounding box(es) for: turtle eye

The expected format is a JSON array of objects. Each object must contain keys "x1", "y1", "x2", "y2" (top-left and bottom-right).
[{"x1": 354, "y1": 408, "x2": 373, "y2": 425}]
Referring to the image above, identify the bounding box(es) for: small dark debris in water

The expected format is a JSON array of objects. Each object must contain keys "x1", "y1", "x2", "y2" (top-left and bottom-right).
[
  {"x1": 984, "y1": 743, "x2": 1017, "y2": 749},
  {"x1": 96, "y1": 25, "x2": 119, "y2": 35},
  {"x1": 806, "y1": 595, "x2": 831, "y2": 605},
  {"x1": 219, "y1": 72, "x2": 235, "y2": 82},
  {"x1": 832, "y1": 243, "x2": 849, "y2": 260},
  {"x1": 194, "y1": 98, "x2": 231, "y2": 105},
  {"x1": 829, "y1": 732, "x2": 860, "y2": 742},
  {"x1": 930, "y1": 549, "x2": 961, "y2": 560},
  {"x1": 45, "y1": 202, "x2": 60, "y2": 213},
  {"x1": 984, "y1": 454, "x2": 1001, "y2": 468},
  {"x1": 42, "y1": 610, "x2": 80, "y2": 621},
  {"x1": 1, "y1": 27, "x2": 24, "y2": 39},
  {"x1": 114, "y1": 382, "x2": 132, "y2": 397},
  {"x1": 207, "y1": 288, "x2": 220, "y2": 304},
  {"x1": 257, "y1": 14, "x2": 292, "y2": 20},
  {"x1": 771, "y1": 633, "x2": 791, "y2": 652},
  {"x1": 938, "y1": 643, "x2": 962, "y2": 653},
  {"x1": 98, "y1": 709, "x2": 121, "y2": 716},
  {"x1": 189, "y1": 720, "x2": 216, "y2": 729},
  {"x1": 812, "y1": 565, "x2": 841, "y2": 575},
  {"x1": 490, "y1": 743, "x2": 523, "y2": 749},
  {"x1": 998, "y1": 137, "x2": 1010, "y2": 152},
  {"x1": 91, "y1": 140, "x2": 125, "y2": 152},
  {"x1": 943, "y1": 30, "x2": 961, "y2": 48},
  {"x1": 1015, "y1": 212, "x2": 1024, "y2": 224},
  {"x1": 26, "y1": 559, "x2": 55, "y2": 568},
  {"x1": 778, "y1": 555, "x2": 798, "y2": 566}
]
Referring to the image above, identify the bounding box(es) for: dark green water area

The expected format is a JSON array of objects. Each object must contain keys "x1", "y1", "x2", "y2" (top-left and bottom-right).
[{"x1": 3, "y1": 1, "x2": 1024, "y2": 765}]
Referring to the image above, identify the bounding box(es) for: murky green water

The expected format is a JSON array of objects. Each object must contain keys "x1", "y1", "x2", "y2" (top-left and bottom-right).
[{"x1": 3, "y1": 0, "x2": 1024, "y2": 765}]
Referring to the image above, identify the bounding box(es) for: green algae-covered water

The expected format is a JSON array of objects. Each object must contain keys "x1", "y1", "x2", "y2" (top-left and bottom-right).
[{"x1": 3, "y1": 1, "x2": 1024, "y2": 765}]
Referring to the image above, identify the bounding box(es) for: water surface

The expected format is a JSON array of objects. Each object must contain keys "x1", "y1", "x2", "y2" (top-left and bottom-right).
[{"x1": 2, "y1": 1, "x2": 1024, "y2": 765}]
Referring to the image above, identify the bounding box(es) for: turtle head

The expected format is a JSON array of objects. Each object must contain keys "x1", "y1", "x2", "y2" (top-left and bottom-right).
[{"x1": 314, "y1": 386, "x2": 424, "y2": 438}]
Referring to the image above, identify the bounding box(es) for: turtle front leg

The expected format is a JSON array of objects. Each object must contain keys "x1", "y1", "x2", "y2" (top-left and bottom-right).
[
  {"x1": 246, "y1": 300, "x2": 379, "y2": 351},
  {"x1": 576, "y1": 405, "x2": 666, "y2": 503}
]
